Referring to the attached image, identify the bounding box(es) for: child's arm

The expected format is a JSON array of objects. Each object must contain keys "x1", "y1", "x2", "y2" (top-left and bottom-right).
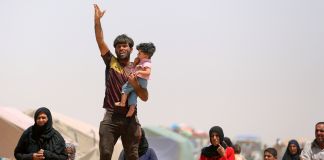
[{"x1": 136, "y1": 67, "x2": 151, "y2": 76}]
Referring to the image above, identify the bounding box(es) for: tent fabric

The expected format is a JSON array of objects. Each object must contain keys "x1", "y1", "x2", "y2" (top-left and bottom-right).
[
  {"x1": 0, "y1": 107, "x2": 34, "y2": 159},
  {"x1": 143, "y1": 126, "x2": 195, "y2": 160}
]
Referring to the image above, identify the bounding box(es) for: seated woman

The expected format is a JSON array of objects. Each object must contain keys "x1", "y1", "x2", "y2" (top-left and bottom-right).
[
  {"x1": 199, "y1": 126, "x2": 235, "y2": 160},
  {"x1": 14, "y1": 107, "x2": 68, "y2": 160}
]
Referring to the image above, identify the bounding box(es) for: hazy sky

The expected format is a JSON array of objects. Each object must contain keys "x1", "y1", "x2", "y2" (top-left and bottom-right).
[{"x1": 1, "y1": 0, "x2": 323, "y2": 145}]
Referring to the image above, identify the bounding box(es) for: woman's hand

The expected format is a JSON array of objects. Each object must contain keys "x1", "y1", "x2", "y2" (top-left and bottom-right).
[
  {"x1": 32, "y1": 152, "x2": 45, "y2": 160},
  {"x1": 217, "y1": 145, "x2": 226, "y2": 157}
]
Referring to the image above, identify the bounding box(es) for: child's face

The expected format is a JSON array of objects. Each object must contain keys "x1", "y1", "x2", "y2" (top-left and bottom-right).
[
  {"x1": 65, "y1": 147, "x2": 73, "y2": 153},
  {"x1": 137, "y1": 50, "x2": 149, "y2": 59}
]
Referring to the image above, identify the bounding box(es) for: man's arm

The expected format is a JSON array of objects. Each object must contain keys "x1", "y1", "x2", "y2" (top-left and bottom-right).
[
  {"x1": 128, "y1": 74, "x2": 148, "y2": 101},
  {"x1": 300, "y1": 142, "x2": 311, "y2": 160},
  {"x1": 94, "y1": 4, "x2": 109, "y2": 56}
]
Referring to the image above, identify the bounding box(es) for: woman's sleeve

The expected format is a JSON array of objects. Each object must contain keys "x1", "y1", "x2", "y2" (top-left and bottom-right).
[
  {"x1": 199, "y1": 154, "x2": 209, "y2": 160},
  {"x1": 14, "y1": 131, "x2": 33, "y2": 160},
  {"x1": 226, "y1": 147, "x2": 235, "y2": 160},
  {"x1": 219, "y1": 147, "x2": 235, "y2": 160},
  {"x1": 43, "y1": 148, "x2": 67, "y2": 160},
  {"x1": 43, "y1": 132, "x2": 68, "y2": 160}
]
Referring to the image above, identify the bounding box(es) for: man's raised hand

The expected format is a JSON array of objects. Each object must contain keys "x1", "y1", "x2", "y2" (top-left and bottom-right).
[{"x1": 94, "y1": 4, "x2": 106, "y2": 22}]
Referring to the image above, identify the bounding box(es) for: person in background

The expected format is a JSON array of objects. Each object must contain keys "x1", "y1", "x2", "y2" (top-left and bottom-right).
[
  {"x1": 300, "y1": 122, "x2": 324, "y2": 160},
  {"x1": 224, "y1": 137, "x2": 234, "y2": 148},
  {"x1": 264, "y1": 148, "x2": 278, "y2": 160},
  {"x1": 234, "y1": 144, "x2": 246, "y2": 160},
  {"x1": 199, "y1": 126, "x2": 235, "y2": 160},
  {"x1": 224, "y1": 137, "x2": 235, "y2": 159},
  {"x1": 273, "y1": 138, "x2": 286, "y2": 160},
  {"x1": 282, "y1": 139, "x2": 301, "y2": 160},
  {"x1": 14, "y1": 107, "x2": 67, "y2": 160},
  {"x1": 65, "y1": 143, "x2": 76, "y2": 160},
  {"x1": 118, "y1": 128, "x2": 158, "y2": 160}
]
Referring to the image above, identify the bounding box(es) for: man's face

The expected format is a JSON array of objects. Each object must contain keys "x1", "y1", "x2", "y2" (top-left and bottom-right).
[
  {"x1": 210, "y1": 132, "x2": 220, "y2": 146},
  {"x1": 264, "y1": 151, "x2": 276, "y2": 160},
  {"x1": 315, "y1": 123, "x2": 324, "y2": 144},
  {"x1": 36, "y1": 112, "x2": 48, "y2": 127},
  {"x1": 115, "y1": 43, "x2": 132, "y2": 60}
]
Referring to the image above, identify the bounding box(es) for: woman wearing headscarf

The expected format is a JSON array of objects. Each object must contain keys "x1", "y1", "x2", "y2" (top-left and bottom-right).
[
  {"x1": 199, "y1": 126, "x2": 235, "y2": 160},
  {"x1": 118, "y1": 128, "x2": 158, "y2": 160},
  {"x1": 14, "y1": 107, "x2": 68, "y2": 160},
  {"x1": 282, "y1": 140, "x2": 301, "y2": 160}
]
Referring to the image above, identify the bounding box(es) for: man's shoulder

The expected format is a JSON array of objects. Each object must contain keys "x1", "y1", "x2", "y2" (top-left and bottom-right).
[
  {"x1": 102, "y1": 51, "x2": 115, "y2": 66},
  {"x1": 109, "y1": 56, "x2": 124, "y2": 74},
  {"x1": 302, "y1": 141, "x2": 313, "y2": 150}
]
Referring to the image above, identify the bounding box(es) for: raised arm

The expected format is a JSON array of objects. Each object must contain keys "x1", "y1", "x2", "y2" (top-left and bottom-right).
[{"x1": 94, "y1": 4, "x2": 109, "y2": 56}]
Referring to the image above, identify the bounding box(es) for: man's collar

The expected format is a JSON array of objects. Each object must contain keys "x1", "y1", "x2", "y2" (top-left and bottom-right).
[{"x1": 312, "y1": 139, "x2": 324, "y2": 149}]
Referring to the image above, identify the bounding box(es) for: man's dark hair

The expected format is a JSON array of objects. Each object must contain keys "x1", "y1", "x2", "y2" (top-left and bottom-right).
[
  {"x1": 316, "y1": 122, "x2": 324, "y2": 126},
  {"x1": 264, "y1": 147, "x2": 277, "y2": 158},
  {"x1": 113, "y1": 34, "x2": 134, "y2": 48},
  {"x1": 136, "y1": 42, "x2": 156, "y2": 58}
]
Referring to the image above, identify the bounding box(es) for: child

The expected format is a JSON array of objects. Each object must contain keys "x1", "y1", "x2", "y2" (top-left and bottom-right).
[
  {"x1": 65, "y1": 143, "x2": 76, "y2": 160},
  {"x1": 115, "y1": 42, "x2": 155, "y2": 117}
]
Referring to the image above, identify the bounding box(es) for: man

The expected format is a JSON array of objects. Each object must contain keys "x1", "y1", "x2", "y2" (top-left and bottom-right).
[
  {"x1": 93, "y1": 4, "x2": 148, "y2": 160},
  {"x1": 301, "y1": 122, "x2": 324, "y2": 160},
  {"x1": 264, "y1": 148, "x2": 278, "y2": 160}
]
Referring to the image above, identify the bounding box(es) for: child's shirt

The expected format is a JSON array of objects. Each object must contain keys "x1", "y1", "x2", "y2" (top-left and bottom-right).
[{"x1": 136, "y1": 59, "x2": 152, "y2": 80}]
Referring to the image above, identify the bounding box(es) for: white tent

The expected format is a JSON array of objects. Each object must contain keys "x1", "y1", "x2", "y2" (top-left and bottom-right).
[{"x1": 0, "y1": 107, "x2": 34, "y2": 159}]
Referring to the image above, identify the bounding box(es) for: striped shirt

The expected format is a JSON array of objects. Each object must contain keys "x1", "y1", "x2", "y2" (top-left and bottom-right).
[{"x1": 102, "y1": 52, "x2": 128, "y2": 113}]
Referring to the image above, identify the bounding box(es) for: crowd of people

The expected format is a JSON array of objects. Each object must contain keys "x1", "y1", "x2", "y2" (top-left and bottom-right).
[
  {"x1": 12, "y1": 2, "x2": 324, "y2": 160},
  {"x1": 198, "y1": 122, "x2": 324, "y2": 160},
  {"x1": 13, "y1": 106, "x2": 324, "y2": 160}
]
